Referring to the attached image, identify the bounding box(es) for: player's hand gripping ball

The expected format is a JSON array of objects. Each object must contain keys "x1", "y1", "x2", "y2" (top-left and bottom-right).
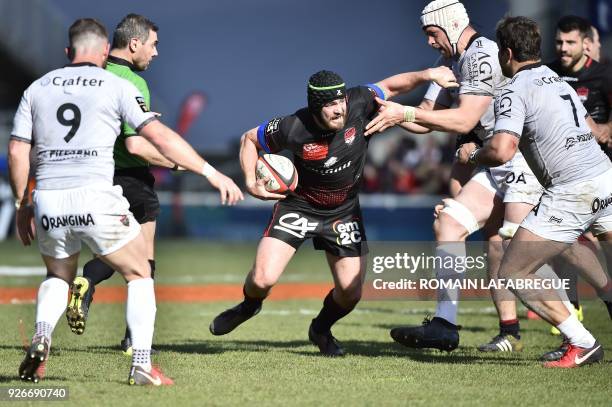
[{"x1": 255, "y1": 154, "x2": 298, "y2": 193}]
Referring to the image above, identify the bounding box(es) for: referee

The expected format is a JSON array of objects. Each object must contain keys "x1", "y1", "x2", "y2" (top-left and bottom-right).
[{"x1": 66, "y1": 14, "x2": 177, "y2": 355}]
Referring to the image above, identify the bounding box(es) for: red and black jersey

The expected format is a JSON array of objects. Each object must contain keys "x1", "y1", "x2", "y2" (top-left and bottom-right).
[
  {"x1": 548, "y1": 57, "x2": 612, "y2": 158},
  {"x1": 257, "y1": 85, "x2": 384, "y2": 208}
]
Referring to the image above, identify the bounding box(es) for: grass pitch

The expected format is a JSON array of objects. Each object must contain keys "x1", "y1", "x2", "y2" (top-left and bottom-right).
[{"x1": 0, "y1": 239, "x2": 610, "y2": 406}]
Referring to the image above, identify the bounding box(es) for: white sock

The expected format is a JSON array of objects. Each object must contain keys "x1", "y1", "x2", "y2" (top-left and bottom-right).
[
  {"x1": 556, "y1": 314, "x2": 596, "y2": 348},
  {"x1": 126, "y1": 278, "x2": 156, "y2": 369},
  {"x1": 535, "y1": 264, "x2": 574, "y2": 314},
  {"x1": 35, "y1": 277, "x2": 69, "y2": 340},
  {"x1": 434, "y1": 242, "x2": 466, "y2": 325}
]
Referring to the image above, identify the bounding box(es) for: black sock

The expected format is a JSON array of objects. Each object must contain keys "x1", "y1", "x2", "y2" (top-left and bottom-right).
[
  {"x1": 148, "y1": 259, "x2": 156, "y2": 280},
  {"x1": 311, "y1": 290, "x2": 355, "y2": 334},
  {"x1": 499, "y1": 318, "x2": 520, "y2": 339},
  {"x1": 241, "y1": 286, "x2": 263, "y2": 314},
  {"x1": 83, "y1": 257, "x2": 114, "y2": 285}
]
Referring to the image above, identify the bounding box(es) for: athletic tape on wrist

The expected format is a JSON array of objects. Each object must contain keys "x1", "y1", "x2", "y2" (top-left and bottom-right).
[
  {"x1": 403, "y1": 106, "x2": 416, "y2": 123},
  {"x1": 202, "y1": 162, "x2": 216, "y2": 177}
]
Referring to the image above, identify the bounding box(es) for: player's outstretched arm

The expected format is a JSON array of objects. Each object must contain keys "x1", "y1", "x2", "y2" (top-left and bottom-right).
[
  {"x1": 456, "y1": 132, "x2": 518, "y2": 167},
  {"x1": 240, "y1": 128, "x2": 286, "y2": 201},
  {"x1": 138, "y1": 120, "x2": 244, "y2": 205},
  {"x1": 125, "y1": 135, "x2": 179, "y2": 169},
  {"x1": 398, "y1": 99, "x2": 437, "y2": 134},
  {"x1": 8, "y1": 139, "x2": 35, "y2": 245},
  {"x1": 376, "y1": 66, "x2": 458, "y2": 99}
]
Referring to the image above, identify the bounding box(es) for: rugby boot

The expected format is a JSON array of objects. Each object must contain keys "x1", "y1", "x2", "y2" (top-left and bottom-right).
[
  {"x1": 128, "y1": 365, "x2": 174, "y2": 386},
  {"x1": 540, "y1": 337, "x2": 570, "y2": 361},
  {"x1": 66, "y1": 276, "x2": 94, "y2": 335},
  {"x1": 19, "y1": 336, "x2": 50, "y2": 383},
  {"x1": 209, "y1": 302, "x2": 262, "y2": 335},
  {"x1": 543, "y1": 341, "x2": 603, "y2": 368},
  {"x1": 390, "y1": 316, "x2": 460, "y2": 351},
  {"x1": 477, "y1": 334, "x2": 524, "y2": 352},
  {"x1": 308, "y1": 321, "x2": 345, "y2": 357}
]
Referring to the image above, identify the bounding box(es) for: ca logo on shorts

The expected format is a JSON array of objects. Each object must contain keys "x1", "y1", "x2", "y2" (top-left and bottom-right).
[
  {"x1": 273, "y1": 213, "x2": 318, "y2": 238},
  {"x1": 332, "y1": 219, "x2": 362, "y2": 246}
]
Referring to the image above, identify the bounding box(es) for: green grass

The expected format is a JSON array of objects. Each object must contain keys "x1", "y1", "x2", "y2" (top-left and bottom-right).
[{"x1": 0, "y1": 239, "x2": 611, "y2": 406}]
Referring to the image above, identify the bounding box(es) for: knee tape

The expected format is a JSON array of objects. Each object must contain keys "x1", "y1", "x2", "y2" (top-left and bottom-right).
[
  {"x1": 498, "y1": 221, "x2": 520, "y2": 240},
  {"x1": 440, "y1": 199, "x2": 480, "y2": 235}
]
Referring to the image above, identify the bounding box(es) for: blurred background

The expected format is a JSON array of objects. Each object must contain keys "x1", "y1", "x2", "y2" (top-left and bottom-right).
[{"x1": 0, "y1": 0, "x2": 609, "y2": 241}]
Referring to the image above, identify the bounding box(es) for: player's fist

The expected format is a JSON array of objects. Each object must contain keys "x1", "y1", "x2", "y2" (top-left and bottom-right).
[
  {"x1": 207, "y1": 171, "x2": 244, "y2": 205},
  {"x1": 455, "y1": 142, "x2": 478, "y2": 164},
  {"x1": 427, "y1": 66, "x2": 458, "y2": 89}
]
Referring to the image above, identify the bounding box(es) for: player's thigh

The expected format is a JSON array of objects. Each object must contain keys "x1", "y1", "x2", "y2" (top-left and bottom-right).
[
  {"x1": 436, "y1": 173, "x2": 500, "y2": 240},
  {"x1": 140, "y1": 221, "x2": 156, "y2": 259},
  {"x1": 251, "y1": 236, "x2": 297, "y2": 284},
  {"x1": 504, "y1": 202, "x2": 535, "y2": 225},
  {"x1": 453, "y1": 173, "x2": 499, "y2": 226},
  {"x1": 500, "y1": 227, "x2": 570, "y2": 280},
  {"x1": 100, "y1": 231, "x2": 150, "y2": 282},
  {"x1": 326, "y1": 253, "x2": 367, "y2": 296},
  {"x1": 32, "y1": 189, "x2": 83, "y2": 260},
  {"x1": 41, "y1": 252, "x2": 80, "y2": 283},
  {"x1": 449, "y1": 161, "x2": 476, "y2": 197},
  {"x1": 594, "y1": 230, "x2": 612, "y2": 270}
]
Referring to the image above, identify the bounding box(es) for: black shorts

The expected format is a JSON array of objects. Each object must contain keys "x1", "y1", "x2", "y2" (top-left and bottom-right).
[
  {"x1": 264, "y1": 196, "x2": 368, "y2": 257},
  {"x1": 113, "y1": 167, "x2": 160, "y2": 224}
]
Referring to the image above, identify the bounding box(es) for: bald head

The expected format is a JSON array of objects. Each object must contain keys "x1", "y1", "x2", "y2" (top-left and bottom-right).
[{"x1": 67, "y1": 18, "x2": 109, "y2": 65}]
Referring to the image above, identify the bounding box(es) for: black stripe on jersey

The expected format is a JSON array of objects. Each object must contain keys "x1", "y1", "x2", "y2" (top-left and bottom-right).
[
  {"x1": 135, "y1": 116, "x2": 159, "y2": 134},
  {"x1": 493, "y1": 129, "x2": 521, "y2": 138},
  {"x1": 9, "y1": 135, "x2": 32, "y2": 144}
]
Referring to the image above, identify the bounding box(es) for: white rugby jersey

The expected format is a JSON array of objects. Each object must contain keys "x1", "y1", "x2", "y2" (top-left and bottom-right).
[
  {"x1": 11, "y1": 63, "x2": 156, "y2": 190},
  {"x1": 424, "y1": 35, "x2": 508, "y2": 141},
  {"x1": 494, "y1": 63, "x2": 611, "y2": 187}
]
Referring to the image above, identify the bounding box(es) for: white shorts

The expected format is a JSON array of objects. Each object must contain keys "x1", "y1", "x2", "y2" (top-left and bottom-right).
[
  {"x1": 472, "y1": 154, "x2": 543, "y2": 205},
  {"x1": 521, "y1": 168, "x2": 612, "y2": 243},
  {"x1": 33, "y1": 184, "x2": 141, "y2": 259}
]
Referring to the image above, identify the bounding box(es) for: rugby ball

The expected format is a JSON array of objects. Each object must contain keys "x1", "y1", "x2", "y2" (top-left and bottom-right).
[{"x1": 256, "y1": 154, "x2": 298, "y2": 193}]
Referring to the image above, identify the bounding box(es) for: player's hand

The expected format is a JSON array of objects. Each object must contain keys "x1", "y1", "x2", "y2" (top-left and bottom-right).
[
  {"x1": 433, "y1": 198, "x2": 451, "y2": 219},
  {"x1": 593, "y1": 122, "x2": 611, "y2": 145},
  {"x1": 455, "y1": 142, "x2": 478, "y2": 164},
  {"x1": 365, "y1": 97, "x2": 408, "y2": 136},
  {"x1": 206, "y1": 171, "x2": 244, "y2": 205},
  {"x1": 427, "y1": 66, "x2": 459, "y2": 89},
  {"x1": 16, "y1": 205, "x2": 35, "y2": 246},
  {"x1": 246, "y1": 179, "x2": 287, "y2": 201}
]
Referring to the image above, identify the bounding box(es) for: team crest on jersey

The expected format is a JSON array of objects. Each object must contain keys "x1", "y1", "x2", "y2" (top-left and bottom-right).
[
  {"x1": 344, "y1": 127, "x2": 356, "y2": 145},
  {"x1": 135, "y1": 96, "x2": 149, "y2": 113},
  {"x1": 576, "y1": 87, "x2": 589, "y2": 102},
  {"x1": 302, "y1": 141, "x2": 328, "y2": 160}
]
